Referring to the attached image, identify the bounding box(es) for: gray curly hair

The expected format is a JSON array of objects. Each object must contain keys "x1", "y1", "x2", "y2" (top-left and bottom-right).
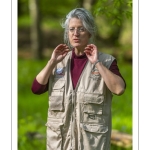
[{"x1": 61, "y1": 8, "x2": 97, "y2": 49}]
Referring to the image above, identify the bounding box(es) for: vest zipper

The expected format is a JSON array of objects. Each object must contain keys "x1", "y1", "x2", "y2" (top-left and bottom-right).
[{"x1": 69, "y1": 56, "x2": 89, "y2": 150}]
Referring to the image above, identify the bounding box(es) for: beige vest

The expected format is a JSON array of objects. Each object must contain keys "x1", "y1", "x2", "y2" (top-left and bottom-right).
[{"x1": 46, "y1": 51, "x2": 115, "y2": 150}]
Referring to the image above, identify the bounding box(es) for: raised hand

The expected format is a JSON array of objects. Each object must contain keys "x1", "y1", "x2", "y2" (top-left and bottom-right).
[
  {"x1": 84, "y1": 44, "x2": 98, "y2": 64},
  {"x1": 51, "y1": 44, "x2": 70, "y2": 64}
]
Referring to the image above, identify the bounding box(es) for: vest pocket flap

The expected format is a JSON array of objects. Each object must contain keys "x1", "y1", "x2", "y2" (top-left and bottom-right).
[
  {"x1": 50, "y1": 91, "x2": 64, "y2": 111},
  {"x1": 51, "y1": 91, "x2": 63, "y2": 97},
  {"x1": 84, "y1": 93, "x2": 104, "y2": 104},
  {"x1": 83, "y1": 104, "x2": 102, "y2": 115},
  {"x1": 45, "y1": 118, "x2": 64, "y2": 131},
  {"x1": 52, "y1": 80, "x2": 65, "y2": 90},
  {"x1": 80, "y1": 123, "x2": 108, "y2": 133}
]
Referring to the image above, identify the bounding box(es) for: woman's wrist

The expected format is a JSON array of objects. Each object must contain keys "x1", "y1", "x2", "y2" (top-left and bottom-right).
[
  {"x1": 93, "y1": 60, "x2": 100, "y2": 66},
  {"x1": 93, "y1": 60, "x2": 103, "y2": 70},
  {"x1": 48, "y1": 59, "x2": 57, "y2": 66}
]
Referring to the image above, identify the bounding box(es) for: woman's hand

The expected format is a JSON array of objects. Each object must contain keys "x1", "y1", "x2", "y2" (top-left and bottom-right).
[
  {"x1": 84, "y1": 44, "x2": 98, "y2": 64},
  {"x1": 50, "y1": 44, "x2": 70, "y2": 64},
  {"x1": 36, "y1": 44, "x2": 70, "y2": 85}
]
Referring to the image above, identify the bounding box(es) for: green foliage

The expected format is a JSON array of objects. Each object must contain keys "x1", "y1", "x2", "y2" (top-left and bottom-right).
[
  {"x1": 18, "y1": 58, "x2": 48, "y2": 119},
  {"x1": 18, "y1": 0, "x2": 29, "y2": 16},
  {"x1": 112, "y1": 61, "x2": 132, "y2": 134},
  {"x1": 18, "y1": 15, "x2": 31, "y2": 27},
  {"x1": 39, "y1": 0, "x2": 78, "y2": 18},
  {"x1": 18, "y1": 59, "x2": 48, "y2": 149},
  {"x1": 18, "y1": 0, "x2": 81, "y2": 18},
  {"x1": 18, "y1": 113, "x2": 46, "y2": 150},
  {"x1": 111, "y1": 144, "x2": 132, "y2": 150},
  {"x1": 93, "y1": 0, "x2": 132, "y2": 26}
]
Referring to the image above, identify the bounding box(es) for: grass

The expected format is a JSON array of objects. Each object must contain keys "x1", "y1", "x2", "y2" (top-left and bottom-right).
[
  {"x1": 112, "y1": 61, "x2": 132, "y2": 134},
  {"x1": 18, "y1": 58, "x2": 48, "y2": 120}
]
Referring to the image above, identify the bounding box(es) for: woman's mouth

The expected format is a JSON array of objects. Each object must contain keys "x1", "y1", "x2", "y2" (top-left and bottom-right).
[{"x1": 73, "y1": 39, "x2": 80, "y2": 42}]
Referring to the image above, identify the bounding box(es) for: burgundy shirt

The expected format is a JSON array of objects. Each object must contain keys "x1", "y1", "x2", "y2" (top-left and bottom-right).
[
  {"x1": 31, "y1": 51, "x2": 125, "y2": 94},
  {"x1": 71, "y1": 51, "x2": 88, "y2": 89}
]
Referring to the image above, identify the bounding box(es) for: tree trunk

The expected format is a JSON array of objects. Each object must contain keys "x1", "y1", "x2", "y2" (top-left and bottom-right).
[{"x1": 29, "y1": 0, "x2": 43, "y2": 59}]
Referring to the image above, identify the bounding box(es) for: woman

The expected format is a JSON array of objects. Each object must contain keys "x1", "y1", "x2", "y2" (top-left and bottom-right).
[{"x1": 31, "y1": 8, "x2": 126, "y2": 150}]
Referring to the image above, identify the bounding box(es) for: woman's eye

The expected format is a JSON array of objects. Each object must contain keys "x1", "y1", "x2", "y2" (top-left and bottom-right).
[
  {"x1": 79, "y1": 28, "x2": 85, "y2": 32},
  {"x1": 69, "y1": 28, "x2": 74, "y2": 32},
  {"x1": 69, "y1": 27, "x2": 85, "y2": 33}
]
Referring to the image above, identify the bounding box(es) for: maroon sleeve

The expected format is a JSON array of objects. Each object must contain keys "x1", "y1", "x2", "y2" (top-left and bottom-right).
[
  {"x1": 31, "y1": 78, "x2": 48, "y2": 95},
  {"x1": 109, "y1": 59, "x2": 126, "y2": 88}
]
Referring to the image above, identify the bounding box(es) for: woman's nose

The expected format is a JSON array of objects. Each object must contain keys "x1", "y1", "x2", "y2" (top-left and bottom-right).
[{"x1": 74, "y1": 29, "x2": 80, "y2": 35}]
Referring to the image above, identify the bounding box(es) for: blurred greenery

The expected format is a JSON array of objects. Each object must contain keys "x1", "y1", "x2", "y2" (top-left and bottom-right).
[{"x1": 18, "y1": 0, "x2": 132, "y2": 149}]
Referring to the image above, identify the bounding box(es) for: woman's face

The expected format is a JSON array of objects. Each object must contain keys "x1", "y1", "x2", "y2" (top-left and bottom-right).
[{"x1": 68, "y1": 18, "x2": 91, "y2": 51}]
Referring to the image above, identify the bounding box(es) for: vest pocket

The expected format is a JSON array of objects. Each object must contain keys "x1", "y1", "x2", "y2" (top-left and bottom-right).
[
  {"x1": 50, "y1": 91, "x2": 64, "y2": 111},
  {"x1": 84, "y1": 93, "x2": 104, "y2": 104},
  {"x1": 52, "y1": 78, "x2": 65, "y2": 90},
  {"x1": 46, "y1": 118, "x2": 64, "y2": 150},
  {"x1": 80, "y1": 123, "x2": 108, "y2": 150},
  {"x1": 82, "y1": 94, "x2": 104, "y2": 123},
  {"x1": 50, "y1": 80, "x2": 65, "y2": 111}
]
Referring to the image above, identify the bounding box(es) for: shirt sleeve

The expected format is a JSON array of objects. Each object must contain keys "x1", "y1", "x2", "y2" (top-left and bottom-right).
[
  {"x1": 109, "y1": 59, "x2": 126, "y2": 88},
  {"x1": 31, "y1": 78, "x2": 48, "y2": 95}
]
